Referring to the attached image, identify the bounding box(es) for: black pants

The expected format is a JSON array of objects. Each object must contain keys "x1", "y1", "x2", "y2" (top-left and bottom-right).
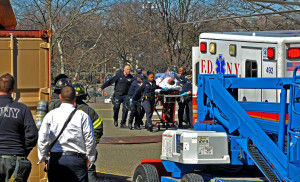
[
  {"x1": 48, "y1": 155, "x2": 88, "y2": 182},
  {"x1": 178, "y1": 100, "x2": 193, "y2": 128},
  {"x1": 128, "y1": 101, "x2": 143, "y2": 126},
  {"x1": 0, "y1": 157, "x2": 31, "y2": 182},
  {"x1": 113, "y1": 94, "x2": 129, "y2": 125},
  {"x1": 142, "y1": 99, "x2": 155, "y2": 127}
]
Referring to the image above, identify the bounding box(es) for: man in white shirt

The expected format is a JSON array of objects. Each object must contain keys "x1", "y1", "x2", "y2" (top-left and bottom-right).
[{"x1": 38, "y1": 86, "x2": 96, "y2": 182}]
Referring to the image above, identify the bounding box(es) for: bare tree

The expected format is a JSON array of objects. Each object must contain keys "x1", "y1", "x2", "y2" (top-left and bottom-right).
[{"x1": 13, "y1": 0, "x2": 109, "y2": 74}]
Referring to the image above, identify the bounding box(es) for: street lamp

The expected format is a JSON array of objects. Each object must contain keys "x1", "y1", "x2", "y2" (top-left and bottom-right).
[{"x1": 142, "y1": 1, "x2": 157, "y2": 70}]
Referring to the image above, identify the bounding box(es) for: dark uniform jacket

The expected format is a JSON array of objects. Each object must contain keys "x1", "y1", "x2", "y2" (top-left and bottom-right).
[
  {"x1": 101, "y1": 71, "x2": 133, "y2": 95},
  {"x1": 0, "y1": 95, "x2": 38, "y2": 156},
  {"x1": 180, "y1": 79, "x2": 192, "y2": 103},
  {"x1": 48, "y1": 91, "x2": 61, "y2": 112},
  {"x1": 175, "y1": 74, "x2": 187, "y2": 86},
  {"x1": 76, "y1": 100, "x2": 103, "y2": 143},
  {"x1": 128, "y1": 80, "x2": 139, "y2": 98},
  {"x1": 46, "y1": 98, "x2": 103, "y2": 143},
  {"x1": 128, "y1": 80, "x2": 143, "y2": 103},
  {"x1": 180, "y1": 79, "x2": 192, "y2": 94},
  {"x1": 133, "y1": 79, "x2": 159, "y2": 101}
]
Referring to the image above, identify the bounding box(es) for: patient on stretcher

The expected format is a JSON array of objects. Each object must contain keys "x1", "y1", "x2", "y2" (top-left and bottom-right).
[{"x1": 155, "y1": 70, "x2": 181, "y2": 91}]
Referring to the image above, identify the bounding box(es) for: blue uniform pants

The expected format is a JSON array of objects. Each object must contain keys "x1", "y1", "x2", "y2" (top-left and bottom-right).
[
  {"x1": 142, "y1": 99, "x2": 155, "y2": 127},
  {"x1": 113, "y1": 94, "x2": 128, "y2": 125},
  {"x1": 48, "y1": 155, "x2": 88, "y2": 182},
  {"x1": 178, "y1": 100, "x2": 193, "y2": 128},
  {"x1": 128, "y1": 101, "x2": 143, "y2": 126}
]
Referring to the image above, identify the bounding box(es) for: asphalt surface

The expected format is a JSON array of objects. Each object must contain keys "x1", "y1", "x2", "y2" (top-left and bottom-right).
[{"x1": 89, "y1": 97, "x2": 169, "y2": 182}]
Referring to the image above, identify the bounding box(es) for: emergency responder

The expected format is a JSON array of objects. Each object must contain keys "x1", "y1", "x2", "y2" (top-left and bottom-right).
[
  {"x1": 51, "y1": 74, "x2": 69, "y2": 99},
  {"x1": 38, "y1": 86, "x2": 96, "y2": 182},
  {"x1": 178, "y1": 70, "x2": 193, "y2": 128},
  {"x1": 0, "y1": 73, "x2": 38, "y2": 181},
  {"x1": 133, "y1": 68, "x2": 146, "y2": 126},
  {"x1": 98, "y1": 64, "x2": 133, "y2": 128},
  {"x1": 134, "y1": 68, "x2": 147, "y2": 80},
  {"x1": 48, "y1": 75, "x2": 72, "y2": 112},
  {"x1": 73, "y1": 83, "x2": 103, "y2": 182},
  {"x1": 175, "y1": 66, "x2": 187, "y2": 86},
  {"x1": 132, "y1": 71, "x2": 163, "y2": 132},
  {"x1": 174, "y1": 66, "x2": 189, "y2": 123},
  {"x1": 127, "y1": 74, "x2": 145, "y2": 130}
]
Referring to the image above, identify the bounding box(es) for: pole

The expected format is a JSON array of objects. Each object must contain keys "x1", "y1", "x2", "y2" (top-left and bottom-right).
[{"x1": 278, "y1": 87, "x2": 287, "y2": 151}]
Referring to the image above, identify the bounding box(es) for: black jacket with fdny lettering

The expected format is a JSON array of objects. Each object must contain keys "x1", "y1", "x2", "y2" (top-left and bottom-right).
[
  {"x1": 101, "y1": 71, "x2": 133, "y2": 95},
  {"x1": 0, "y1": 95, "x2": 38, "y2": 156}
]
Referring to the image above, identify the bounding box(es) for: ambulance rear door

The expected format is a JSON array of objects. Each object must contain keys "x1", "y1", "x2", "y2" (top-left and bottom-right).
[{"x1": 241, "y1": 47, "x2": 262, "y2": 102}]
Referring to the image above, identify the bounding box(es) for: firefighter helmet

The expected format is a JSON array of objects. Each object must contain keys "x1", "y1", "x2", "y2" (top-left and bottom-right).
[
  {"x1": 55, "y1": 78, "x2": 71, "y2": 90},
  {"x1": 73, "y1": 83, "x2": 87, "y2": 97}
]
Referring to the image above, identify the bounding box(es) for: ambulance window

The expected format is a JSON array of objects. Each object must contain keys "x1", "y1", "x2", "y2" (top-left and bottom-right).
[
  {"x1": 195, "y1": 62, "x2": 199, "y2": 86},
  {"x1": 246, "y1": 60, "x2": 257, "y2": 77}
]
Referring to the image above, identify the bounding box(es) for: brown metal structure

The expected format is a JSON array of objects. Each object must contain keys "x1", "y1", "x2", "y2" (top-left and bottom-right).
[
  {"x1": 0, "y1": 30, "x2": 51, "y2": 181},
  {"x1": 0, "y1": 0, "x2": 17, "y2": 30},
  {"x1": 0, "y1": 1, "x2": 51, "y2": 181}
]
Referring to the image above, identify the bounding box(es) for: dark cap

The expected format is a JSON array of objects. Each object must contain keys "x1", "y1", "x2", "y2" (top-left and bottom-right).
[
  {"x1": 137, "y1": 74, "x2": 145, "y2": 79},
  {"x1": 186, "y1": 70, "x2": 192, "y2": 75},
  {"x1": 136, "y1": 68, "x2": 143, "y2": 74}
]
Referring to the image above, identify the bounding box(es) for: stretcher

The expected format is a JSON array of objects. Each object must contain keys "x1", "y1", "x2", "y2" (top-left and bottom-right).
[{"x1": 152, "y1": 89, "x2": 182, "y2": 131}]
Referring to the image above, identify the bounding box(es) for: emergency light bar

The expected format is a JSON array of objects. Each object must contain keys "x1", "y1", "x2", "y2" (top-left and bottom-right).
[{"x1": 287, "y1": 48, "x2": 300, "y2": 59}]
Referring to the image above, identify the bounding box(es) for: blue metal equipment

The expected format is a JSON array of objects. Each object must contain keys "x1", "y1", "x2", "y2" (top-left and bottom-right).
[
  {"x1": 134, "y1": 67, "x2": 300, "y2": 182},
  {"x1": 196, "y1": 67, "x2": 300, "y2": 181}
]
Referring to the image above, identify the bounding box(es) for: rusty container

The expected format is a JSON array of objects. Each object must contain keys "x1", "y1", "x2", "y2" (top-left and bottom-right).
[{"x1": 0, "y1": 0, "x2": 17, "y2": 30}]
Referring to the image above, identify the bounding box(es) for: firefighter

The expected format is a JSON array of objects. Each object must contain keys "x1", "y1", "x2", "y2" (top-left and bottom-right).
[
  {"x1": 73, "y1": 83, "x2": 103, "y2": 182},
  {"x1": 132, "y1": 71, "x2": 164, "y2": 132},
  {"x1": 51, "y1": 74, "x2": 69, "y2": 99},
  {"x1": 98, "y1": 64, "x2": 133, "y2": 128},
  {"x1": 178, "y1": 70, "x2": 193, "y2": 129},
  {"x1": 48, "y1": 75, "x2": 72, "y2": 112},
  {"x1": 127, "y1": 74, "x2": 145, "y2": 130}
]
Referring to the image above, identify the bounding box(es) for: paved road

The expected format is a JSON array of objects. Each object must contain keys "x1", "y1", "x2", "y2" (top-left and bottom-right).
[{"x1": 89, "y1": 99, "x2": 169, "y2": 182}]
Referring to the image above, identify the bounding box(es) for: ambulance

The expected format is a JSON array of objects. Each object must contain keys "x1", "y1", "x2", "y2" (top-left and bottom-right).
[{"x1": 192, "y1": 30, "x2": 300, "y2": 124}]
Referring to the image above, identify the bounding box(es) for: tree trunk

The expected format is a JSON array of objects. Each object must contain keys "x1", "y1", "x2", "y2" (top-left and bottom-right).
[{"x1": 57, "y1": 39, "x2": 65, "y2": 74}]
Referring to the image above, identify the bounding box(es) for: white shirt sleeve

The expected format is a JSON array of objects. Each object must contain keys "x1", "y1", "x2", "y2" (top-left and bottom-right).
[
  {"x1": 82, "y1": 114, "x2": 97, "y2": 163},
  {"x1": 37, "y1": 113, "x2": 51, "y2": 163}
]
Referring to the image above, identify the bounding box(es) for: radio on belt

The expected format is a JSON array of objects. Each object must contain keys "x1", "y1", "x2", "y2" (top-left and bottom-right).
[{"x1": 161, "y1": 130, "x2": 230, "y2": 164}]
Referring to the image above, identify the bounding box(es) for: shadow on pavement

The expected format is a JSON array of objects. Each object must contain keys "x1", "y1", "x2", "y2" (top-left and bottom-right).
[{"x1": 97, "y1": 172, "x2": 131, "y2": 182}]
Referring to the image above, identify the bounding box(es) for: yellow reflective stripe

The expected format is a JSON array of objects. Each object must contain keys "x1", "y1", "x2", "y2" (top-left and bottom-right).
[
  {"x1": 95, "y1": 138, "x2": 100, "y2": 143},
  {"x1": 93, "y1": 117, "x2": 101, "y2": 126},
  {"x1": 93, "y1": 118, "x2": 103, "y2": 129}
]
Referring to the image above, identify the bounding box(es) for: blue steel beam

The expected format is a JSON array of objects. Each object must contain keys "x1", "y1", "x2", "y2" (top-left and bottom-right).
[
  {"x1": 239, "y1": 102, "x2": 287, "y2": 113},
  {"x1": 224, "y1": 78, "x2": 292, "y2": 89}
]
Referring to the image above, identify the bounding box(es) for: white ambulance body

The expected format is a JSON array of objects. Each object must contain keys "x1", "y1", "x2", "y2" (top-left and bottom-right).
[{"x1": 192, "y1": 30, "x2": 300, "y2": 123}]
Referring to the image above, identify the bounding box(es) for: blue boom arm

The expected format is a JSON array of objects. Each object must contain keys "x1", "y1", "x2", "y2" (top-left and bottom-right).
[{"x1": 197, "y1": 71, "x2": 300, "y2": 181}]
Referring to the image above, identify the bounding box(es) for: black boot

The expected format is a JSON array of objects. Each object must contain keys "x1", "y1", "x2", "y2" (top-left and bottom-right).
[
  {"x1": 134, "y1": 124, "x2": 141, "y2": 130},
  {"x1": 114, "y1": 120, "x2": 118, "y2": 127},
  {"x1": 148, "y1": 125, "x2": 153, "y2": 132},
  {"x1": 129, "y1": 123, "x2": 133, "y2": 130},
  {"x1": 120, "y1": 123, "x2": 127, "y2": 128},
  {"x1": 178, "y1": 123, "x2": 183, "y2": 128}
]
